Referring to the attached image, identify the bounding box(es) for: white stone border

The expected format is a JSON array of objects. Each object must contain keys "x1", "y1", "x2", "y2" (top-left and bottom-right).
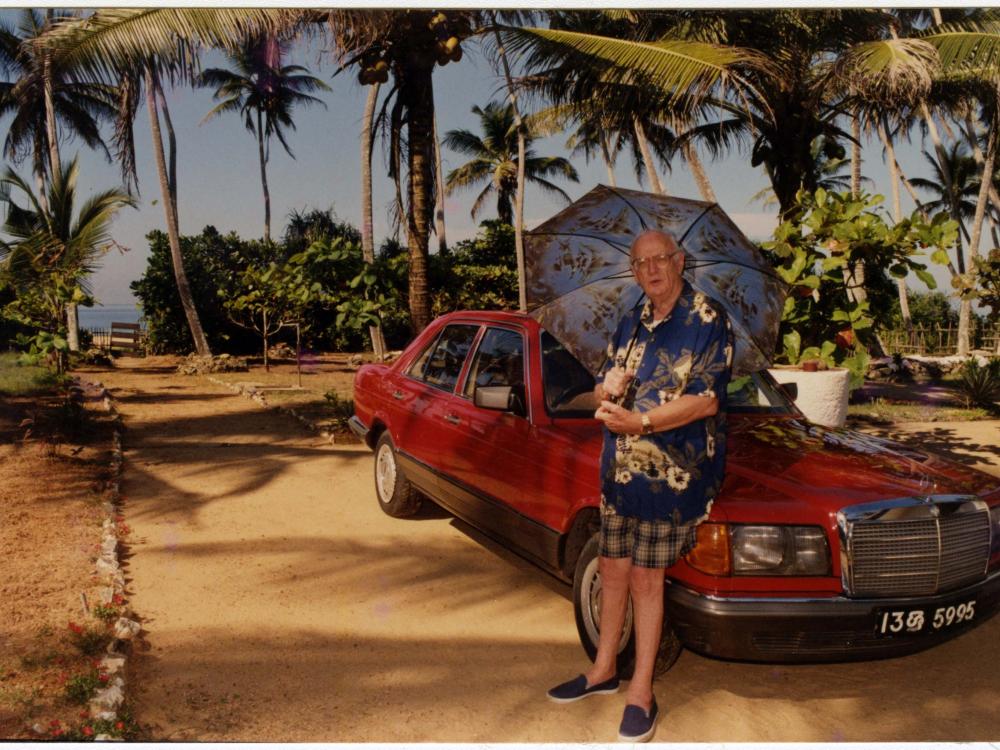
[
  {"x1": 75, "y1": 378, "x2": 142, "y2": 739},
  {"x1": 206, "y1": 375, "x2": 348, "y2": 444}
]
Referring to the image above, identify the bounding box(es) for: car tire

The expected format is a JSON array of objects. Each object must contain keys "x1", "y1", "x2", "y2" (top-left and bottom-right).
[
  {"x1": 572, "y1": 534, "x2": 683, "y2": 679},
  {"x1": 373, "y1": 432, "x2": 422, "y2": 518}
]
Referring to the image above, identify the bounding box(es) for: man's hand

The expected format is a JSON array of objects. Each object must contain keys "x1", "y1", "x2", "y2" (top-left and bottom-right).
[
  {"x1": 601, "y1": 366, "x2": 635, "y2": 399},
  {"x1": 595, "y1": 400, "x2": 641, "y2": 435}
]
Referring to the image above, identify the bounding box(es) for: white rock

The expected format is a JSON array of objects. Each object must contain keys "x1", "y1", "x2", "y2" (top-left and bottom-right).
[
  {"x1": 90, "y1": 677, "x2": 125, "y2": 711},
  {"x1": 101, "y1": 654, "x2": 127, "y2": 676},
  {"x1": 96, "y1": 558, "x2": 118, "y2": 577},
  {"x1": 93, "y1": 710, "x2": 117, "y2": 721},
  {"x1": 112, "y1": 617, "x2": 141, "y2": 640},
  {"x1": 98, "y1": 586, "x2": 116, "y2": 605},
  {"x1": 101, "y1": 537, "x2": 117, "y2": 557}
]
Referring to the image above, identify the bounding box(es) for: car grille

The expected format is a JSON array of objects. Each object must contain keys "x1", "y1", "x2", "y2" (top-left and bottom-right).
[{"x1": 840, "y1": 497, "x2": 991, "y2": 598}]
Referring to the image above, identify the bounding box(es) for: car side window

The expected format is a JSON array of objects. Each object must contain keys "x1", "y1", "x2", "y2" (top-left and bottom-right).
[
  {"x1": 464, "y1": 328, "x2": 525, "y2": 398},
  {"x1": 541, "y1": 331, "x2": 596, "y2": 416},
  {"x1": 409, "y1": 324, "x2": 479, "y2": 392}
]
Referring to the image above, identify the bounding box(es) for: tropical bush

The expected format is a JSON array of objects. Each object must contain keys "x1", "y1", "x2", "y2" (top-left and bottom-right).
[{"x1": 132, "y1": 215, "x2": 519, "y2": 355}]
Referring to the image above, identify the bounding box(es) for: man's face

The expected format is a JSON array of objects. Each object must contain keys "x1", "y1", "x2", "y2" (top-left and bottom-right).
[{"x1": 630, "y1": 232, "x2": 684, "y2": 300}]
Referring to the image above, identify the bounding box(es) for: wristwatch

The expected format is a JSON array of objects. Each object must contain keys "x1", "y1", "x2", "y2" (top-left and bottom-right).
[{"x1": 641, "y1": 413, "x2": 654, "y2": 435}]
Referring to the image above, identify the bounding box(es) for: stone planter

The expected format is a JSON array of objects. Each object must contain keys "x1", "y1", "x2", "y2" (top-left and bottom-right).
[{"x1": 767, "y1": 366, "x2": 851, "y2": 428}]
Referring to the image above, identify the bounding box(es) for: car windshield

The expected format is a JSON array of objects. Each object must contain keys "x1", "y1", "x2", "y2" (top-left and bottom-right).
[
  {"x1": 727, "y1": 371, "x2": 798, "y2": 415},
  {"x1": 541, "y1": 329, "x2": 797, "y2": 417}
]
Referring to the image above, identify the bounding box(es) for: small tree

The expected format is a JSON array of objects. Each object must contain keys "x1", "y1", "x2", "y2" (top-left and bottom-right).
[{"x1": 763, "y1": 188, "x2": 959, "y2": 387}]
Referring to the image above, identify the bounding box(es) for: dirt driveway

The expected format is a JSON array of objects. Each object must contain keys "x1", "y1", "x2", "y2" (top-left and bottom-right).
[{"x1": 91, "y1": 359, "x2": 999, "y2": 742}]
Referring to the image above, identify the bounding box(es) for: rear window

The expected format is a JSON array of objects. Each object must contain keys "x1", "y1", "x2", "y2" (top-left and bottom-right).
[{"x1": 407, "y1": 324, "x2": 479, "y2": 392}]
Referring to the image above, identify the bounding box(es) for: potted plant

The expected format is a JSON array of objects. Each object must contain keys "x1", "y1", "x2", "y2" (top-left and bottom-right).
[{"x1": 762, "y1": 188, "x2": 958, "y2": 427}]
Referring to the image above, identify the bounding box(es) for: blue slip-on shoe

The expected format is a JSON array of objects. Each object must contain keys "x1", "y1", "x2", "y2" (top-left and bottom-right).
[
  {"x1": 546, "y1": 674, "x2": 620, "y2": 703},
  {"x1": 617, "y1": 699, "x2": 659, "y2": 743}
]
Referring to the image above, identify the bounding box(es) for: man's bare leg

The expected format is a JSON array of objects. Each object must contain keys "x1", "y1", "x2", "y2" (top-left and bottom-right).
[
  {"x1": 624, "y1": 565, "x2": 665, "y2": 709},
  {"x1": 583, "y1": 555, "x2": 631, "y2": 686}
]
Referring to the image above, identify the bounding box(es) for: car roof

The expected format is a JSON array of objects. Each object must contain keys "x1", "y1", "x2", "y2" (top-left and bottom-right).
[{"x1": 434, "y1": 309, "x2": 539, "y2": 328}]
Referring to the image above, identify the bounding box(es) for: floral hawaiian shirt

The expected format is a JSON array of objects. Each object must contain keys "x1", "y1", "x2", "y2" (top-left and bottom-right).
[{"x1": 597, "y1": 281, "x2": 734, "y2": 523}]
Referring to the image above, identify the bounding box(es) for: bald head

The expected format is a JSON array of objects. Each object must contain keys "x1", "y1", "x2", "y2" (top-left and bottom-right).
[{"x1": 630, "y1": 230, "x2": 680, "y2": 258}]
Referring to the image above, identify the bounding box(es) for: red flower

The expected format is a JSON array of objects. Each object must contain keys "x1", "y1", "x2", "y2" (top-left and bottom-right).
[
  {"x1": 112, "y1": 594, "x2": 125, "y2": 605},
  {"x1": 79, "y1": 711, "x2": 89, "y2": 719},
  {"x1": 99, "y1": 673, "x2": 110, "y2": 683},
  {"x1": 82, "y1": 726, "x2": 94, "y2": 736},
  {"x1": 49, "y1": 719, "x2": 61, "y2": 727},
  {"x1": 115, "y1": 721, "x2": 125, "y2": 731},
  {"x1": 51, "y1": 729, "x2": 64, "y2": 738},
  {"x1": 68, "y1": 621, "x2": 83, "y2": 634}
]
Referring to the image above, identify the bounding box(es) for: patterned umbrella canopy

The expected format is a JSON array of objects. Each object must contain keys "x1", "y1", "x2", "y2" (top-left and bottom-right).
[{"x1": 525, "y1": 185, "x2": 788, "y2": 376}]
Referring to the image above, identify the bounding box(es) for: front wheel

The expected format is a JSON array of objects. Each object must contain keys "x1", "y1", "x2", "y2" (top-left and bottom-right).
[
  {"x1": 373, "y1": 432, "x2": 422, "y2": 518},
  {"x1": 572, "y1": 534, "x2": 683, "y2": 679}
]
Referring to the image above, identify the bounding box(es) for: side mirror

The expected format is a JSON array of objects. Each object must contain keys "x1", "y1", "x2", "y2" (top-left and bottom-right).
[
  {"x1": 778, "y1": 382, "x2": 798, "y2": 401},
  {"x1": 474, "y1": 385, "x2": 527, "y2": 417}
]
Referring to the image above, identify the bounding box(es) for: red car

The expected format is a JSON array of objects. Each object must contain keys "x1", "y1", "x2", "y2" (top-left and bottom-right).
[{"x1": 351, "y1": 310, "x2": 1000, "y2": 672}]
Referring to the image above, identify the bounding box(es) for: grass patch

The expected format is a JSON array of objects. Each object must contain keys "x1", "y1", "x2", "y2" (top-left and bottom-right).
[
  {"x1": 848, "y1": 398, "x2": 992, "y2": 425},
  {"x1": 0, "y1": 352, "x2": 62, "y2": 395}
]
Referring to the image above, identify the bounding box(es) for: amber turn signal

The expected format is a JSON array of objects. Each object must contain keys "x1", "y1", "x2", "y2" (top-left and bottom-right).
[{"x1": 685, "y1": 523, "x2": 731, "y2": 576}]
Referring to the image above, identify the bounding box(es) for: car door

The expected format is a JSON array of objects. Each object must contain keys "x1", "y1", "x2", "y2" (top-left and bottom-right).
[
  {"x1": 391, "y1": 322, "x2": 480, "y2": 482},
  {"x1": 445, "y1": 325, "x2": 546, "y2": 521}
]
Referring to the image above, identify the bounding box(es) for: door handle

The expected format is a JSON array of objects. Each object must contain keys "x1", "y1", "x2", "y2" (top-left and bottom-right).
[
  {"x1": 392, "y1": 390, "x2": 404, "y2": 400},
  {"x1": 444, "y1": 414, "x2": 460, "y2": 425}
]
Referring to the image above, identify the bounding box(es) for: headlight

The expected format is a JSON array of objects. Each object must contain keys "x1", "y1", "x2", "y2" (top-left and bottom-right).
[{"x1": 731, "y1": 525, "x2": 830, "y2": 576}]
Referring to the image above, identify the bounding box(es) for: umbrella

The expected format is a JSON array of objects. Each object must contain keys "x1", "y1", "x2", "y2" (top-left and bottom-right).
[{"x1": 524, "y1": 184, "x2": 788, "y2": 376}]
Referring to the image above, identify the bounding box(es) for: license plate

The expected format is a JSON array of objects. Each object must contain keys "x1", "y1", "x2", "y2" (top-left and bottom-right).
[{"x1": 874, "y1": 599, "x2": 977, "y2": 636}]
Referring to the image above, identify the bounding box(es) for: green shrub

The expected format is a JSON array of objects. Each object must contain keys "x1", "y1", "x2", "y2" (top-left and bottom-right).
[{"x1": 954, "y1": 358, "x2": 1000, "y2": 409}]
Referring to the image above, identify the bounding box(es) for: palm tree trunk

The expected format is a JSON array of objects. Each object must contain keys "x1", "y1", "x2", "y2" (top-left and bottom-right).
[
  {"x1": 494, "y1": 22, "x2": 528, "y2": 312},
  {"x1": 962, "y1": 113, "x2": 1000, "y2": 222},
  {"x1": 256, "y1": 109, "x2": 271, "y2": 243},
  {"x1": 878, "y1": 118, "x2": 913, "y2": 333},
  {"x1": 402, "y1": 63, "x2": 435, "y2": 333},
  {"x1": 851, "y1": 115, "x2": 862, "y2": 198},
  {"x1": 144, "y1": 66, "x2": 210, "y2": 356},
  {"x1": 360, "y1": 82, "x2": 385, "y2": 360},
  {"x1": 633, "y1": 117, "x2": 665, "y2": 195},
  {"x1": 685, "y1": 142, "x2": 716, "y2": 202},
  {"x1": 958, "y1": 107, "x2": 998, "y2": 357},
  {"x1": 433, "y1": 113, "x2": 448, "y2": 255},
  {"x1": 154, "y1": 77, "x2": 178, "y2": 227},
  {"x1": 263, "y1": 309, "x2": 269, "y2": 372},
  {"x1": 361, "y1": 84, "x2": 378, "y2": 263},
  {"x1": 600, "y1": 133, "x2": 617, "y2": 187}
]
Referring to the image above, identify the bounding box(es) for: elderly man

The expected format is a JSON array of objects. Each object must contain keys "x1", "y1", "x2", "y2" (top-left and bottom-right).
[{"x1": 547, "y1": 230, "x2": 733, "y2": 742}]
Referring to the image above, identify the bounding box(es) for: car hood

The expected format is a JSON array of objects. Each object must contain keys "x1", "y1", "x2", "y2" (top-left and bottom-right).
[{"x1": 724, "y1": 416, "x2": 999, "y2": 514}]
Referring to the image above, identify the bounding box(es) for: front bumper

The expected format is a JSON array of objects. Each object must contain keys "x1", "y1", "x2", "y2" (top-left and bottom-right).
[{"x1": 665, "y1": 569, "x2": 1000, "y2": 662}]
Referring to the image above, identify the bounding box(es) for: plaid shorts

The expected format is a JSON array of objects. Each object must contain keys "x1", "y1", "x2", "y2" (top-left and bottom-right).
[{"x1": 599, "y1": 498, "x2": 699, "y2": 569}]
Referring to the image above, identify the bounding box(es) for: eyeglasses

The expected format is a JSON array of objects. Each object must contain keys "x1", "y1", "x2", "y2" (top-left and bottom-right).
[{"x1": 629, "y1": 252, "x2": 680, "y2": 273}]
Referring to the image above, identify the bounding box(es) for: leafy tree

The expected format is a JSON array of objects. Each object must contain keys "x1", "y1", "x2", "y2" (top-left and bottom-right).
[
  {"x1": 131, "y1": 227, "x2": 270, "y2": 354},
  {"x1": 197, "y1": 35, "x2": 330, "y2": 243},
  {"x1": 0, "y1": 157, "x2": 134, "y2": 371},
  {"x1": 887, "y1": 290, "x2": 959, "y2": 329},
  {"x1": 444, "y1": 101, "x2": 579, "y2": 224}
]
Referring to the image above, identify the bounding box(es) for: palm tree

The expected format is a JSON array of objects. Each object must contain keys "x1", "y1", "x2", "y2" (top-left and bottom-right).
[
  {"x1": 197, "y1": 34, "x2": 329, "y2": 243},
  {"x1": 443, "y1": 101, "x2": 579, "y2": 225},
  {"x1": 0, "y1": 157, "x2": 134, "y2": 370},
  {"x1": 506, "y1": 10, "x2": 944, "y2": 218},
  {"x1": 0, "y1": 9, "x2": 122, "y2": 350},
  {"x1": 0, "y1": 10, "x2": 116, "y2": 194},
  {"x1": 911, "y1": 142, "x2": 981, "y2": 271}
]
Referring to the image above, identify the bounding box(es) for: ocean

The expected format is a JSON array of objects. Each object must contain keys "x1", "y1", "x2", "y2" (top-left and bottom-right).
[{"x1": 78, "y1": 303, "x2": 144, "y2": 331}]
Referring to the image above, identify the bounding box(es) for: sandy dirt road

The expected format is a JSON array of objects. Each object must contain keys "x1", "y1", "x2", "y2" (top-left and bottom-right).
[{"x1": 93, "y1": 359, "x2": 1000, "y2": 742}]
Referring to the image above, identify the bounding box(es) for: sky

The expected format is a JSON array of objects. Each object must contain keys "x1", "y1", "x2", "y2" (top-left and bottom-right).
[{"x1": 0, "y1": 8, "x2": 957, "y2": 308}]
